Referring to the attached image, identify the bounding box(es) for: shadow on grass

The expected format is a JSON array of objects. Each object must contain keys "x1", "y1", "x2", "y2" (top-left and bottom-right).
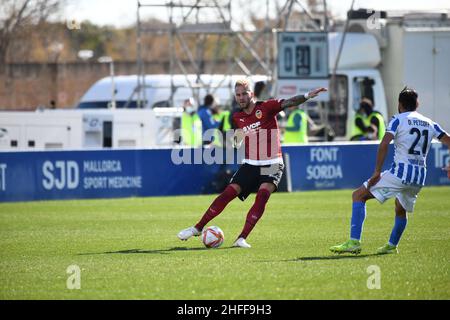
[
  {"x1": 290, "y1": 253, "x2": 382, "y2": 261},
  {"x1": 78, "y1": 246, "x2": 234, "y2": 256},
  {"x1": 255, "y1": 253, "x2": 383, "y2": 263}
]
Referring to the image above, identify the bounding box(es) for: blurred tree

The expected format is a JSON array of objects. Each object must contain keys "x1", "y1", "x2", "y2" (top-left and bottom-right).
[
  {"x1": 0, "y1": 0, "x2": 61, "y2": 68},
  {"x1": 68, "y1": 21, "x2": 112, "y2": 59}
]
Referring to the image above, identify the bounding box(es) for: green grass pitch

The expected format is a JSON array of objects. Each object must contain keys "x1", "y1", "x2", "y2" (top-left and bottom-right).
[{"x1": 1, "y1": 187, "x2": 449, "y2": 300}]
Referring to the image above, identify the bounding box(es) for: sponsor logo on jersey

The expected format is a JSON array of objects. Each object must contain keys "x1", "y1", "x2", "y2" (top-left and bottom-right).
[{"x1": 243, "y1": 121, "x2": 261, "y2": 133}]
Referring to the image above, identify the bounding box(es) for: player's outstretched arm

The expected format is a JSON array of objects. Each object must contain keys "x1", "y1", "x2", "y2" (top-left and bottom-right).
[
  {"x1": 367, "y1": 133, "x2": 394, "y2": 188},
  {"x1": 281, "y1": 87, "x2": 327, "y2": 110},
  {"x1": 439, "y1": 133, "x2": 450, "y2": 150}
]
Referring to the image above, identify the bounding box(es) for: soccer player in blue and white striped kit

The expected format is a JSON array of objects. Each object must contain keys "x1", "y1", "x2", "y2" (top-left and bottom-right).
[{"x1": 331, "y1": 87, "x2": 450, "y2": 254}]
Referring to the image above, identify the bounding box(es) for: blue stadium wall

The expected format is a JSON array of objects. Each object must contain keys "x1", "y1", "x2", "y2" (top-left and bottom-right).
[{"x1": 0, "y1": 143, "x2": 449, "y2": 202}]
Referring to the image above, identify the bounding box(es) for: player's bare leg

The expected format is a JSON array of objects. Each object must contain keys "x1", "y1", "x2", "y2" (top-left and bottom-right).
[
  {"x1": 377, "y1": 198, "x2": 407, "y2": 254},
  {"x1": 177, "y1": 184, "x2": 241, "y2": 241},
  {"x1": 395, "y1": 198, "x2": 407, "y2": 218},
  {"x1": 352, "y1": 185, "x2": 375, "y2": 202},
  {"x1": 330, "y1": 185, "x2": 375, "y2": 254},
  {"x1": 233, "y1": 183, "x2": 276, "y2": 248}
]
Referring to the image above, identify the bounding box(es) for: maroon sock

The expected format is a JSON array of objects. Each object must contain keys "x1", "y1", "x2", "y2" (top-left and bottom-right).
[
  {"x1": 195, "y1": 185, "x2": 238, "y2": 231},
  {"x1": 238, "y1": 188, "x2": 271, "y2": 239}
]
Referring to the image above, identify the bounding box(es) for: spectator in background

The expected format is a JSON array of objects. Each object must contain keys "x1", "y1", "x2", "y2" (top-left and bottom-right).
[
  {"x1": 361, "y1": 98, "x2": 386, "y2": 141},
  {"x1": 350, "y1": 99, "x2": 370, "y2": 141},
  {"x1": 197, "y1": 94, "x2": 220, "y2": 145},
  {"x1": 253, "y1": 81, "x2": 268, "y2": 100},
  {"x1": 211, "y1": 99, "x2": 233, "y2": 148},
  {"x1": 350, "y1": 98, "x2": 385, "y2": 141},
  {"x1": 283, "y1": 106, "x2": 309, "y2": 144},
  {"x1": 181, "y1": 98, "x2": 202, "y2": 147}
]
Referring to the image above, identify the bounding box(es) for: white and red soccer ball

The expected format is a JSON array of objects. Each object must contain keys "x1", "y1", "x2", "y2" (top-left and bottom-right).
[{"x1": 201, "y1": 226, "x2": 224, "y2": 248}]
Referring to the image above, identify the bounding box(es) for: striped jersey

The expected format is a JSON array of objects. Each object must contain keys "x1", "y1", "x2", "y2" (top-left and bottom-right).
[{"x1": 386, "y1": 111, "x2": 447, "y2": 186}]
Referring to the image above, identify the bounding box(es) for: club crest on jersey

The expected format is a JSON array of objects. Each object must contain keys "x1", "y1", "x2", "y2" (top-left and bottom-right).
[{"x1": 255, "y1": 109, "x2": 262, "y2": 119}]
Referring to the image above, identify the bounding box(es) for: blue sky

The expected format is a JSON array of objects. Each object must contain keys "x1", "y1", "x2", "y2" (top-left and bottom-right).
[{"x1": 62, "y1": 0, "x2": 450, "y2": 28}]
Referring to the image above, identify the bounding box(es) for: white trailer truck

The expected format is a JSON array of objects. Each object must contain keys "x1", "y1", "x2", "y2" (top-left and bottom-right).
[
  {"x1": 347, "y1": 10, "x2": 450, "y2": 133},
  {"x1": 276, "y1": 10, "x2": 450, "y2": 140},
  {"x1": 276, "y1": 31, "x2": 389, "y2": 140}
]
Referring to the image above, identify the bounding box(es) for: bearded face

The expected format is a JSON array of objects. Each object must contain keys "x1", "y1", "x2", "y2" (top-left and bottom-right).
[{"x1": 234, "y1": 85, "x2": 253, "y2": 110}]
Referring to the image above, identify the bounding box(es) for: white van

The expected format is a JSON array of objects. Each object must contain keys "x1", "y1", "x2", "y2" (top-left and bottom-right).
[{"x1": 77, "y1": 74, "x2": 269, "y2": 109}]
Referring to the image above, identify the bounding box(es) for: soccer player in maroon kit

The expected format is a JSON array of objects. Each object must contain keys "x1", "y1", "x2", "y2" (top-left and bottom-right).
[{"x1": 178, "y1": 79, "x2": 327, "y2": 247}]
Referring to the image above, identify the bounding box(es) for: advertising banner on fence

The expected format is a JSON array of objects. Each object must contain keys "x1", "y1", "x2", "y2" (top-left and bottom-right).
[{"x1": 0, "y1": 143, "x2": 448, "y2": 202}]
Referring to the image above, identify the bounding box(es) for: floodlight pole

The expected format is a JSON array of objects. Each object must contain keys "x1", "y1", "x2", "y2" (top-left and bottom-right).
[
  {"x1": 99, "y1": 56, "x2": 116, "y2": 109},
  {"x1": 323, "y1": 0, "x2": 329, "y2": 31},
  {"x1": 110, "y1": 60, "x2": 116, "y2": 109},
  {"x1": 169, "y1": 3, "x2": 175, "y2": 108},
  {"x1": 136, "y1": 0, "x2": 143, "y2": 108}
]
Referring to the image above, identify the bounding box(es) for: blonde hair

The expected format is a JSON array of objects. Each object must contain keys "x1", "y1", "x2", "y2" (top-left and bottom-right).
[{"x1": 235, "y1": 79, "x2": 252, "y2": 92}]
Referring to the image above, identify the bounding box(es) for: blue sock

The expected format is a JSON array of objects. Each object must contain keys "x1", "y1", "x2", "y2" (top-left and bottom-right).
[
  {"x1": 389, "y1": 216, "x2": 408, "y2": 246},
  {"x1": 350, "y1": 202, "x2": 366, "y2": 241}
]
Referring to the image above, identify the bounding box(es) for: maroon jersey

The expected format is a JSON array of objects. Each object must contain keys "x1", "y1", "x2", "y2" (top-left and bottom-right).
[{"x1": 232, "y1": 99, "x2": 283, "y2": 165}]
